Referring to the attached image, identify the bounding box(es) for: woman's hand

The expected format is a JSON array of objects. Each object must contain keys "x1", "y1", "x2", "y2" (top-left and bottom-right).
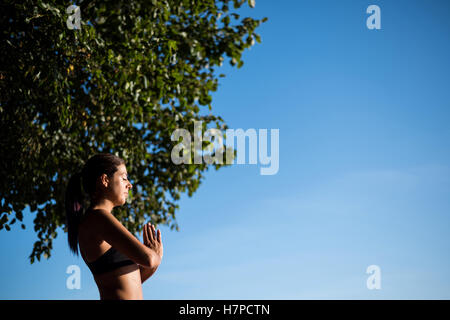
[{"x1": 143, "y1": 222, "x2": 163, "y2": 261}]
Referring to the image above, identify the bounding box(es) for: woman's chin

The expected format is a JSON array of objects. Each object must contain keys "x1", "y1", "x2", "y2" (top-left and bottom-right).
[{"x1": 114, "y1": 197, "x2": 127, "y2": 206}]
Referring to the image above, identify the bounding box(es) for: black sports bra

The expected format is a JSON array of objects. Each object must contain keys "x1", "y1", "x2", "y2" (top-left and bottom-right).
[{"x1": 85, "y1": 247, "x2": 136, "y2": 275}]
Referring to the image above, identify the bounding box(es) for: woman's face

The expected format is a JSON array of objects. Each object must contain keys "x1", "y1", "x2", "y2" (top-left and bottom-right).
[{"x1": 104, "y1": 164, "x2": 133, "y2": 206}]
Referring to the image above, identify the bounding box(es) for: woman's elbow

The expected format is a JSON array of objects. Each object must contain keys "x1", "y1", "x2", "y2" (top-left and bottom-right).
[{"x1": 141, "y1": 250, "x2": 160, "y2": 268}]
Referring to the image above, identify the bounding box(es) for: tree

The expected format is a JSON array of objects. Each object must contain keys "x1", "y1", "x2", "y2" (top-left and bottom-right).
[{"x1": 0, "y1": 0, "x2": 267, "y2": 263}]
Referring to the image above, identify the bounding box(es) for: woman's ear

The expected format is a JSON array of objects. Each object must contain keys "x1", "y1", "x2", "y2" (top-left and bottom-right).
[{"x1": 99, "y1": 173, "x2": 110, "y2": 188}]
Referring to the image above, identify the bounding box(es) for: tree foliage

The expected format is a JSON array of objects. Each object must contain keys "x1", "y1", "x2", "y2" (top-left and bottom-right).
[{"x1": 0, "y1": 0, "x2": 266, "y2": 263}]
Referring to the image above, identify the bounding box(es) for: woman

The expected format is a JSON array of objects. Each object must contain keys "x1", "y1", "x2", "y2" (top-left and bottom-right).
[{"x1": 64, "y1": 153, "x2": 163, "y2": 300}]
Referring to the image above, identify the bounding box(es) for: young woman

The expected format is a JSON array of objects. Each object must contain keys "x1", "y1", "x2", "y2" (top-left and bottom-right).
[{"x1": 64, "y1": 153, "x2": 163, "y2": 300}]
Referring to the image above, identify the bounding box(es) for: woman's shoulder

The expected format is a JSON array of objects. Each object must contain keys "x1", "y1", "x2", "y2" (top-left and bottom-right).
[
  {"x1": 80, "y1": 207, "x2": 100, "y2": 230},
  {"x1": 80, "y1": 207, "x2": 114, "y2": 231},
  {"x1": 78, "y1": 208, "x2": 104, "y2": 248},
  {"x1": 82, "y1": 207, "x2": 108, "y2": 219}
]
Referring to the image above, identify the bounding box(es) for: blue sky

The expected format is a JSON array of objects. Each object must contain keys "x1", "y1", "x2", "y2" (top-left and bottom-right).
[{"x1": 1, "y1": 0, "x2": 450, "y2": 299}]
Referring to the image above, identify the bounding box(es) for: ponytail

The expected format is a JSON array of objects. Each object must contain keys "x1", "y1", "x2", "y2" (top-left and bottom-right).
[{"x1": 64, "y1": 170, "x2": 86, "y2": 256}]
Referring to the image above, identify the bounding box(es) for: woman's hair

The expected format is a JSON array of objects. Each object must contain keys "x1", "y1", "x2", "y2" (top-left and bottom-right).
[{"x1": 64, "y1": 153, "x2": 125, "y2": 256}]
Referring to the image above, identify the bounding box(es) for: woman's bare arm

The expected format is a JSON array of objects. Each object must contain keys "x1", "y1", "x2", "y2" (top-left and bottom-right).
[{"x1": 90, "y1": 209, "x2": 159, "y2": 268}]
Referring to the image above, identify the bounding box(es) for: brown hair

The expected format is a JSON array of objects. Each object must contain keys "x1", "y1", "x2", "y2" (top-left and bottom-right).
[{"x1": 64, "y1": 153, "x2": 125, "y2": 256}]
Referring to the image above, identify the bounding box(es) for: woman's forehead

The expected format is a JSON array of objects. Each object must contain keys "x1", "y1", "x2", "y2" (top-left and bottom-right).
[{"x1": 117, "y1": 164, "x2": 127, "y2": 174}]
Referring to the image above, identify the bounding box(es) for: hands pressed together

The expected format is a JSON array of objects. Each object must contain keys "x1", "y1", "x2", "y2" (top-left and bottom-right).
[{"x1": 143, "y1": 222, "x2": 163, "y2": 264}]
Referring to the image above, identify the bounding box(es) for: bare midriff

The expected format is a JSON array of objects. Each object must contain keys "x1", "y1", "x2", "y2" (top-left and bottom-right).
[{"x1": 93, "y1": 263, "x2": 143, "y2": 300}]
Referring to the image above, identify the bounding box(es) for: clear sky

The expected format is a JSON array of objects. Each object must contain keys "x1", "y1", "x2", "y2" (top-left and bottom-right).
[{"x1": 1, "y1": 0, "x2": 450, "y2": 299}]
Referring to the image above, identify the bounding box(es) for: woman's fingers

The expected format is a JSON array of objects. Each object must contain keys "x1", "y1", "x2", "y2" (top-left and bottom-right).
[
  {"x1": 149, "y1": 224, "x2": 155, "y2": 242},
  {"x1": 144, "y1": 223, "x2": 162, "y2": 252},
  {"x1": 153, "y1": 225, "x2": 157, "y2": 242},
  {"x1": 143, "y1": 223, "x2": 149, "y2": 244},
  {"x1": 145, "y1": 223, "x2": 153, "y2": 245}
]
